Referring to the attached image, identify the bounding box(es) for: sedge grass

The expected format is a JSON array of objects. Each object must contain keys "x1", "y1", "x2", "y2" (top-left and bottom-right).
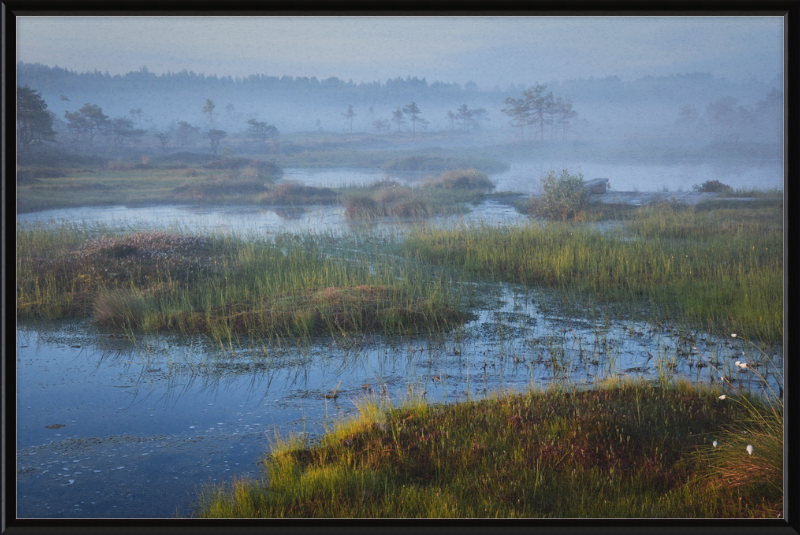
[
  {"x1": 400, "y1": 202, "x2": 783, "y2": 342},
  {"x1": 192, "y1": 378, "x2": 781, "y2": 518},
  {"x1": 16, "y1": 223, "x2": 468, "y2": 342}
]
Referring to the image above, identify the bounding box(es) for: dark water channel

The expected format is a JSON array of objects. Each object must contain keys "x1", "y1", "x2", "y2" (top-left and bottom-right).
[{"x1": 15, "y1": 164, "x2": 783, "y2": 518}]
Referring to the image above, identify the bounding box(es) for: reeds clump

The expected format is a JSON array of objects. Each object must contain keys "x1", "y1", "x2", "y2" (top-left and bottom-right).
[
  {"x1": 697, "y1": 337, "x2": 783, "y2": 514},
  {"x1": 703, "y1": 396, "x2": 782, "y2": 511},
  {"x1": 344, "y1": 195, "x2": 384, "y2": 220}
]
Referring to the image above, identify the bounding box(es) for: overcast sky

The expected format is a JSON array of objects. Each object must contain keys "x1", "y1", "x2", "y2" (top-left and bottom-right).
[{"x1": 16, "y1": 16, "x2": 784, "y2": 88}]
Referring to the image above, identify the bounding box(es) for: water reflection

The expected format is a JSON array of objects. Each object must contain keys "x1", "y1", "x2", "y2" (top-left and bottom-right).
[{"x1": 15, "y1": 167, "x2": 783, "y2": 516}]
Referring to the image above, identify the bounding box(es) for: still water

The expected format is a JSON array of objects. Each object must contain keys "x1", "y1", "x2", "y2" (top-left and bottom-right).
[{"x1": 15, "y1": 162, "x2": 783, "y2": 518}]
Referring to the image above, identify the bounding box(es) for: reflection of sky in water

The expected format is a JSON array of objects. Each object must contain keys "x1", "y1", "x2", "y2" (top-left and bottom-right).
[
  {"x1": 15, "y1": 200, "x2": 528, "y2": 236},
  {"x1": 15, "y1": 164, "x2": 783, "y2": 517},
  {"x1": 16, "y1": 282, "x2": 783, "y2": 517}
]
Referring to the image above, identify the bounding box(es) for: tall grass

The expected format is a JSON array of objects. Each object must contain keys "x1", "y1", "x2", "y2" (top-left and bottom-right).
[
  {"x1": 16, "y1": 223, "x2": 468, "y2": 342},
  {"x1": 401, "y1": 202, "x2": 783, "y2": 342},
  {"x1": 342, "y1": 171, "x2": 494, "y2": 221},
  {"x1": 192, "y1": 378, "x2": 781, "y2": 518}
]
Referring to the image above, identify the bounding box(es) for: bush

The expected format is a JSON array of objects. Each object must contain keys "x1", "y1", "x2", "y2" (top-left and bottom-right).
[
  {"x1": 530, "y1": 169, "x2": 588, "y2": 220},
  {"x1": 692, "y1": 180, "x2": 733, "y2": 193}
]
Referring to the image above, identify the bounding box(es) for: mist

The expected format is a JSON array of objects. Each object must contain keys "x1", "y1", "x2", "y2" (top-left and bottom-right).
[{"x1": 16, "y1": 16, "x2": 784, "y2": 192}]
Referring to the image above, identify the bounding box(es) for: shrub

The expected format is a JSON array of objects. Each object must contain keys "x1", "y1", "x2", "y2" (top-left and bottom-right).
[
  {"x1": 530, "y1": 169, "x2": 588, "y2": 220},
  {"x1": 692, "y1": 180, "x2": 733, "y2": 193}
]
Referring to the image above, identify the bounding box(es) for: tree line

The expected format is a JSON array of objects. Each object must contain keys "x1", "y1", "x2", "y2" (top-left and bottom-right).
[
  {"x1": 16, "y1": 87, "x2": 282, "y2": 158},
  {"x1": 18, "y1": 83, "x2": 573, "y2": 156}
]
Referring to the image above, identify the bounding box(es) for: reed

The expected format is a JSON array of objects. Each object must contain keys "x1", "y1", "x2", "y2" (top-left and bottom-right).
[
  {"x1": 401, "y1": 201, "x2": 783, "y2": 342},
  {"x1": 16, "y1": 223, "x2": 468, "y2": 342}
]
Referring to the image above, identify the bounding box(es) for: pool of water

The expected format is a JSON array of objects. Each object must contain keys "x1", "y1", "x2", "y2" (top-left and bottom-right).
[
  {"x1": 15, "y1": 284, "x2": 782, "y2": 518},
  {"x1": 14, "y1": 162, "x2": 783, "y2": 518}
]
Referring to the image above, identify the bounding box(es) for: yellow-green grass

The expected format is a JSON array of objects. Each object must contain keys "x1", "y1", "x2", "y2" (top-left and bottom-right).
[
  {"x1": 17, "y1": 165, "x2": 278, "y2": 213},
  {"x1": 401, "y1": 202, "x2": 783, "y2": 342},
  {"x1": 192, "y1": 379, "x2": 782, "y2": 518},
  {"x1": 342, "y1": 171, "x2": 493, "y2": 220},
  {"x1": 16, "y1": 224, "x2": 467, "y2": 342}
]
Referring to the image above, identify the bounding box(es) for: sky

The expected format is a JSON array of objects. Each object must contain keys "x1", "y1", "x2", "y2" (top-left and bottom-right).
[{"x1": 16, "y1": 16, "x2": 784, "y2": 88}]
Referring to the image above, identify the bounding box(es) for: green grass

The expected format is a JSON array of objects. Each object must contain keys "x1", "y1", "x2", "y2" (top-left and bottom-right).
[
  {"x1": 191, "y1": 378, "x2": 782, "y2": 518},
  {"x1": 400, "y1": 201, "x2": 783, "y2": 342},
  {"x1": 16, "y1": 224, "x2": 468, "y2": 343}
]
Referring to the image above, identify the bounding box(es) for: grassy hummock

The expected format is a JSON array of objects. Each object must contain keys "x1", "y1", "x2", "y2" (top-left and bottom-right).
[
  {"x1": 16, "y1": 225, "x2": 467, "y2": 341},
  {"x1": 192, "y1": 378, "x2": 782, "y2": 518},
  {"x1": 343, "y1": 169, "x2": 495, "y2": 220},
  {"x1": 401, "y1": 201, "x2": 783, "y2": 342}
]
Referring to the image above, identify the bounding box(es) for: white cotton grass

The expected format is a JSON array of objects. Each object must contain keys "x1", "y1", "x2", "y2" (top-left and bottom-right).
[
  {"x1": 718, "y1": 395, "x2": 727, "y2": 400},
  {"x1": 713, "y1": 441, "x2": 718, "y2": 447},
  {"x1": 746, "y1": 444, "x2": 754, "y2": 455},
  {"x1": 731, "y1": 334, "x2": 737, "y2": 338}
]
